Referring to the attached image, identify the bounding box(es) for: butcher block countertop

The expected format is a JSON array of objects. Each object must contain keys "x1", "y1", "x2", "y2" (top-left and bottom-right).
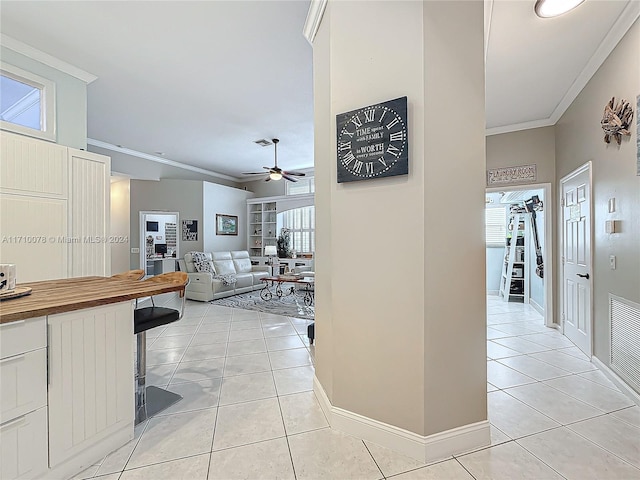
[{"x1": 0, "y1": 276, "x2": 185, "y2": 324}]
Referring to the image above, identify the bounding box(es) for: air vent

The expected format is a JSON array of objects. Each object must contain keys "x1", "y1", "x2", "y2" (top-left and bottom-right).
[
  {"x1": 610, "y1": 294, "x2": 640, "y2": 394},
  {"x1": 254, "y1": 139, "x2": 272, "y2": 147}
]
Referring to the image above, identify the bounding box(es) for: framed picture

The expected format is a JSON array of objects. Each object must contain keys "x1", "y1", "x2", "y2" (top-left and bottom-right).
[
  {"x1": 216, "y1": 214, "x2": 238, "y2": 236},
  {"x1": 182, "y1": 220, "x2": 198, "y2": 241}
]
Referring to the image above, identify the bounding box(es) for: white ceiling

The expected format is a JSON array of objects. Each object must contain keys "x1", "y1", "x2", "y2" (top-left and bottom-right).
[
  {"x1": 1, "y1": 1, "x2": 638, "y2": 181},
  {"x1": 485, "y1": 0, "x2": 637, "y2": 134}
]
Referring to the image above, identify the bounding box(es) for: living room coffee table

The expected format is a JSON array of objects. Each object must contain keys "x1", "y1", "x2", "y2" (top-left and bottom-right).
[{"x1": 260, "y1": 275, "x2": 315, "y2": 306}]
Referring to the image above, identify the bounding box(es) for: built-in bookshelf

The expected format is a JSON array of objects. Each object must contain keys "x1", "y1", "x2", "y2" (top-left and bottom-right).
[
  {"x1": 247, "y1": 201, "x2": 277, "y2": 258},
  {"x1": 165, "y1": 223, "x2": 177, "y2": 255}
]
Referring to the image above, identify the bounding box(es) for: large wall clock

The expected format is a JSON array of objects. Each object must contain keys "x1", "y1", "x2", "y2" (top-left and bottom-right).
[{"x1": 336, "y1": 96, "x2": 408, "y2": 183}]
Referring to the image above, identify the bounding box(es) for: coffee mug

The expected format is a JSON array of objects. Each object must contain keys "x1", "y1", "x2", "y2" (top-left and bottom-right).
[{"x1": 0, "y1": 264, "x2": 17, "y2": 291}]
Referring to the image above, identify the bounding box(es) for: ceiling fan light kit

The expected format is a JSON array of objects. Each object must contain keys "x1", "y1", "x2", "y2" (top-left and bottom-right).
[
  {"x1": 242, "y1": 138, "x2": 306, "y2": 182},
  {"x1": 534, "y1": 0, "x2": 585, "y2": 18}
]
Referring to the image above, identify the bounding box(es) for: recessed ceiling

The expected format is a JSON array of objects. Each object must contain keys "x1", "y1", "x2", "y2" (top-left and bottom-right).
[{"x1": 1, "y1": 1, "x2": 638, "y2": 180}]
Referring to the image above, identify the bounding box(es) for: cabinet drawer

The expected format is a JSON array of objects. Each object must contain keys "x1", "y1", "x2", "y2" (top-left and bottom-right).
[
  {"x1": 0, "y1": 348, "x2": 47, "y2": 423},
  {"x1": 0, "y1": 317, "x2": 46, "y2": 360},
  {"x1": 0, "y1": 406, "x2": 48, "y2": 480}
]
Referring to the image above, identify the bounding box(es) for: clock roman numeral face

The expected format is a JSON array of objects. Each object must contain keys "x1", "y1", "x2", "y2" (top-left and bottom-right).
[{"x1": 336, "y1": 97, "x2": 408, "y2": 183}]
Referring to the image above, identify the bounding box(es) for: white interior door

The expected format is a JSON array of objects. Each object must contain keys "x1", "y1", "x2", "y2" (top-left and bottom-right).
[{"x1": 561, "y1": 165, "x2": 592, "y2": 356}]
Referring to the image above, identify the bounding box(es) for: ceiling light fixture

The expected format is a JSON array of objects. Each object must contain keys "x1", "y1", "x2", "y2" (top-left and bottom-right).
[
  {"x1": 242, "y1": 138, "x2": 306, "y2": 183},
  {"x1": 534, "y1": 0, "x2": 585, "y2": 18}
]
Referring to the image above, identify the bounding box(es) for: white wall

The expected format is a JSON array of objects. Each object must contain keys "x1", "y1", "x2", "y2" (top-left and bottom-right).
[
  {"x1": 202, "y1": 181, "x2": 253, "y2": 252},
  {"x1": 110, "y1": 179, "x2": 130, "y2": 274}
]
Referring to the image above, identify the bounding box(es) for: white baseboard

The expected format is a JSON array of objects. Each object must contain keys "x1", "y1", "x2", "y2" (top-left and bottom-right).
[
  {"x1": 529, "y1": 298, "x2": 544, "y2": 315},
  {"x1": 591, "y1": 356, "x2": 640, "y2": 407},
  {"x1": 487, "y1": 290, "x2": 499, "y2": 296},
  {"x1": 39, "y1": 424, "x2": 133, "y2": 480},
  {"x1": 313, "y1": 376, "x2": 490, "y2": 463}
]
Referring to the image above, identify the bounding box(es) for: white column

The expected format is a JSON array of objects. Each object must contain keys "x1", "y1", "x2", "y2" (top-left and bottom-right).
[{"x1": 310, "y1": 0, "x2": 488, "y2": 461}]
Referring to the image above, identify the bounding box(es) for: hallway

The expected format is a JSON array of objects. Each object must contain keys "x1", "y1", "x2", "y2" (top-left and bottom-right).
[{"x1": 77, "y1": 295, "x2": 640, "y2": 479}]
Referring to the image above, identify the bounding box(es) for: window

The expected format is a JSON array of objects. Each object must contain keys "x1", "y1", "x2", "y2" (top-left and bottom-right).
[
  {"x1": 486, "y1": 206, "x2": 507, "y2": 246},
  {"x1": 279, "y1": 206, "x2": 315, "y2": 254},
  {"x1": 0, "y1": 63, "x2": 55, "y2": 141},
  {"x1": 286, "y1": 176, "x2": 314, "y2": 196}
]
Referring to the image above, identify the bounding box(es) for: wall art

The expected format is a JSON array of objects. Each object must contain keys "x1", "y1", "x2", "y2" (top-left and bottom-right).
[
  {"x1": 182, "y1": 220, "x2": 198, "y2": 241},
  {"x1": 487, "y1": 165, "x2": 537, "y2": 186}
]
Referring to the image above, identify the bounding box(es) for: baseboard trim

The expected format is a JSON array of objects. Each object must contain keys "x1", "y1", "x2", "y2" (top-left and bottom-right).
[
  {"x1": 529, "y1": 298, "x2": 544, "y2": 315},
  {"x1": 39, "y1": 424, "x2": 133, "y2": 480},
  {"x1": 487, "y1": 290, "x2": 499, "y2": 296},
  {"x1": 591, "y1": 356, "x2": 640, "y2": 407},
  {"x1": 313, "y1": 376, "x2": 490, "y2": 463}
]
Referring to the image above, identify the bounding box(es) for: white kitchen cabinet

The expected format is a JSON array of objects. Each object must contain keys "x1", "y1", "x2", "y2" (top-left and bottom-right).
[
  {"x1": 0, "y1": 317, "x2": 48, "y2": 480},
  {"x1": 0, "y1": 131, "x2": 111, "y2": 281},
  {"x1": 68, "y1": 148, "x2": 111, "y2": 277},
  {"x1": 47, "y1": 302, "x2": 134, "y2": 470},
  {"x1": 0, "y1": 407, "x2": 48, "y2": 480},
  {"x1": 0, "y1": 349, "x2": 47, "y2": 422}
]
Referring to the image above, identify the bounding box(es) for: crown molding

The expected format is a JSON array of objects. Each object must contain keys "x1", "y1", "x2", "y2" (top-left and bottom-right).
[
  {"x1": 1, "y1": 34, "x2": 97, "y2": 84},
  {"x1": 486, "y1": 117, "x2": 555, "y2": 136},
  {"x1": 303, "y1": 0, "x2": 328, "y2": 44},
  {"x1": 487, "y1": 0, "x2": 640, "y2": 136},
  {"x1": 484, "y1": 0, "x2": 494, "y2": 65},
  {"x1": 87, "y1": 138, "x2": 240, "y2": 182}
]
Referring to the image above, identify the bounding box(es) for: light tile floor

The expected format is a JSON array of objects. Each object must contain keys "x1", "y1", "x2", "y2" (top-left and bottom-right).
[{"x1": 77, "y1": 294, "x2": 640, "y2": 479}]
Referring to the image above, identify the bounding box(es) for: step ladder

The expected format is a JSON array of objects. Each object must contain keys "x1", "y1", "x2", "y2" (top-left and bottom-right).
[{"x1": 499, "y1": 212, "x2": 529, "y2": 302}]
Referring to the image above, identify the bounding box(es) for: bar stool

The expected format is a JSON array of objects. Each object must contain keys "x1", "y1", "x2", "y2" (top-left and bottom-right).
[{"x1": 134, "y1": 272, "x2": 188, "y2": 423}]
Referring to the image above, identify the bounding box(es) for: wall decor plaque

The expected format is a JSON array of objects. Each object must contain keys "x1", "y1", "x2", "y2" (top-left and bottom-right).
[
  {"x1": 487, "y1": 165, "x2": 537, "y2": 186},
  {"x1": 336, "y1": 96, "x2": 408, "y2": 183},
  {"x1": 182, "y1": 220, "x2": 198, "y2": 241}
]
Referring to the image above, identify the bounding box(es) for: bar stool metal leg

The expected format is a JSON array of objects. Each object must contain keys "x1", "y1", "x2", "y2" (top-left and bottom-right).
[{"x1": 135, "y1": 331, "x2": 182, "y2": 424}]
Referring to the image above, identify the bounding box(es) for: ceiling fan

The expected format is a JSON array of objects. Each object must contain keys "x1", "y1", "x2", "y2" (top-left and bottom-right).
[{"x1": 242, "y1": 138, "x2": 306, "y2": 182}]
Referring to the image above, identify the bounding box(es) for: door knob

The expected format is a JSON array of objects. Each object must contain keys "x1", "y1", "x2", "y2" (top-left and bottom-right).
[{"x1": 576, "y1": 273, "x2": 590, "y2": 279}]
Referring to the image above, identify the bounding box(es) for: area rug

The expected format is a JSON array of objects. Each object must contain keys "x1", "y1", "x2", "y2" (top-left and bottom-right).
[{"x1": 210, "y1": 291, "x2": 314, "y2": 320}]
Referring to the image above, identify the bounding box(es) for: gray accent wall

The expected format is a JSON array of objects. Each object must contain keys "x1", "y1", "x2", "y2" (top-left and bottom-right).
[
  {"x1": 129, "y1": 179, "x2": 254, "y2": 269},
  {"x1": 129, "y1": 179, "x2": 204, "y2": 268},
  {"x1": 1, "y1": 46, "x2": 87, "y2": 149},
  {"x1": 555, "y1": 19, "x2": 639, "y2": 366}
]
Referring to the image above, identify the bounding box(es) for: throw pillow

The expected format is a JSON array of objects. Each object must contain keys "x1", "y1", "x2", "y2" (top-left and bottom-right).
[{"x1": 189, "y1": 251, "x2": 216, "y2": 274}]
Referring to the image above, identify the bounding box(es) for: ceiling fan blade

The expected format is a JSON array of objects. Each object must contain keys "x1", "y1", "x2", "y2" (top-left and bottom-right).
[
  {"x1": 242, "y1": 172, "x2": 268, "y2": 175},
  {"x1": 263, "y1": 166, "x2": 273, "y2": 170},
  {"x1": 282, "y1": 174, "x2": 298, "y2": 182},
  {"x1": 282, "y1": 170, "x2": 306, "y2": 176},
  {"x1": 264, "y1": 177, "x2": 271, "y2": 182}
]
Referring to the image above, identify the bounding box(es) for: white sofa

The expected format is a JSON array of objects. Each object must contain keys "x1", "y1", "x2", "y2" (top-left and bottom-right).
[{"x1": 178, "y1": 251, "x2": 270, "y2": 301}]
